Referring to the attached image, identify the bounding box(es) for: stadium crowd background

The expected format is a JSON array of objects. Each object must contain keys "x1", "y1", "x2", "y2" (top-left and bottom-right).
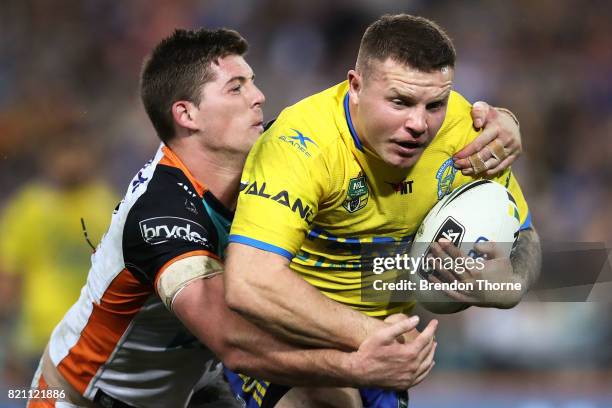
[{"x1": 0, "y1": 0, "x2": 610, "y2": 407}]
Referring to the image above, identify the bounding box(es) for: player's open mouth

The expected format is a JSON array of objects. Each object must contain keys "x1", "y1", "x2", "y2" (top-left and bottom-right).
[{"x1": 394, "y1": 141, "x2": 422, "y2": 155}]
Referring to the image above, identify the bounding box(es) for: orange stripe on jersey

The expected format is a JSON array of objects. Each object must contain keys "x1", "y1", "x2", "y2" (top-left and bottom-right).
[
  {"x1": 153, "y1": 249, "x2": 222, "y2": 294},
  {"x1": 159, "y1": 145, "x2": 207, "y2": 197},
  {"x1": 57, "y1": 269, "x2": 151, "y2": 395},
  {"x1": 27, "y1": 374, "x2": 55, "y2": 407}
]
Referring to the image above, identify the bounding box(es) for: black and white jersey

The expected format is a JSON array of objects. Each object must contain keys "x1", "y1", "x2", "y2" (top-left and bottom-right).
[{"x1": 44, "y1": 144, "x2": 233, "y2": 408}]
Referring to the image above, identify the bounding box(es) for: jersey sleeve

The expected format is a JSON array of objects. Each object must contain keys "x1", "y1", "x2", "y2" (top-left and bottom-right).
[
  {"x1": 229, "y1": 118, "x2": 330, "y2": 260},
  {"x1": 122, "y1": 167, "x2": 221, "y2": 286}
]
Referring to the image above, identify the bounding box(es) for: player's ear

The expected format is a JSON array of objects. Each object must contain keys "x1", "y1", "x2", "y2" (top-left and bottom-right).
[
  {"x1": 172, "y1": 100, "x2": 199, "y2": 132},
  {"x1": 347, "y1": 69, "x2": 362, "y2": 104}
]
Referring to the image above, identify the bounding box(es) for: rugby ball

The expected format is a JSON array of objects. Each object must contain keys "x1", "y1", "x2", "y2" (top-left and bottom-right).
[{"x1": 408, "y1": 180, "x2": 521, "y2": 313}]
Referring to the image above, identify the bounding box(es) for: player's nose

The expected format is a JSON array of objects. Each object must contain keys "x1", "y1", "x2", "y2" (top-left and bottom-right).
[
  {"x1": 251, "y1": 84, "x2": 266, "y2": 107},
  {"x1": 404, "y1": 107, "x2": 427, "y2": 137}
]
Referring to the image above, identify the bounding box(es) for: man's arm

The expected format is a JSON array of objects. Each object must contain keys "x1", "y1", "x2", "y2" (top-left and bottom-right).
[
  {"x1": 224, "y1": 243, "x2": 389, "y2": 350},
  {"x1": 454, "y1": 102, "x2": 523, "y2": 176},
  {"x1": 509, "y1": 226, "x2": 542, "y2": 298},
  {"x1": 173, "y1": 273, "x2": 438, "y2": 389},
  {"x1": 428, "y1": 226, "x2": 542, "y2": 309},
  {"x1": 469, "y1": 226, "x2": 541, "y2": 308}
]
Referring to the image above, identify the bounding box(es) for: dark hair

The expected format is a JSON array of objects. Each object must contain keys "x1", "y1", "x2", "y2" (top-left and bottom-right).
[
  {"x1": 140, "y1": 28, "x2": 248, "y2": 143},
  {"x1": 356, "y1": 14, "x2": 455, "y2": 76}
]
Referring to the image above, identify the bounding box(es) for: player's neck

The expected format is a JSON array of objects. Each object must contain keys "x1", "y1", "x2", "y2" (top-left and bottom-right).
[
  {"x1": 168, "y1": 140, "x2": 244, "y2": 211},
  {"x1": 348, "y1": 97, "x2": 367, "y2": 149}
]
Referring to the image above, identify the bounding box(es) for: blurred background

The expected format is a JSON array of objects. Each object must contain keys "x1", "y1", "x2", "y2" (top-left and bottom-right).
[{"x1": 1, "y1": 0, "x2": 611, "y2": 407}]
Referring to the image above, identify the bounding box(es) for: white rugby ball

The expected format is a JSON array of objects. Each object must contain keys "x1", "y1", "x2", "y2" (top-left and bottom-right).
[{"x1": 408, "y1": 179, "x2": 521, "y2": 313}]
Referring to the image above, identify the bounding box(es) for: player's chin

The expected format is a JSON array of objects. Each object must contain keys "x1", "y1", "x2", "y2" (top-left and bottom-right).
[
  {"x1": 241, "y1": 129, "x2": 262, "y2": 152},
  {"x1": 385, "y1": 149, "x2": 423, "y2": 169},
  {"x1": 247, "y1": 125, "x2": 265, "y2": 141}
]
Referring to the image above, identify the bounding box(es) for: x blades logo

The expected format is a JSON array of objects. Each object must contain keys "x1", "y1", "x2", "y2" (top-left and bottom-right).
[{"x1": 278, "y1": 129, "x2": 317, "y2": 157}]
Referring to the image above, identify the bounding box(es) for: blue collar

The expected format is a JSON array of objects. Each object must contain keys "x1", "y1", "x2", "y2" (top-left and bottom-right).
[{"x1": 343, "y1": 92, "x2": 364, "y2": 152}]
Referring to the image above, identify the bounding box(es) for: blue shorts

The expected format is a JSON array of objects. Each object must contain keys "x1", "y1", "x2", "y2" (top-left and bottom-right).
[{"x1": 224, "y1": 368, "x2": 409, "y2": 408}]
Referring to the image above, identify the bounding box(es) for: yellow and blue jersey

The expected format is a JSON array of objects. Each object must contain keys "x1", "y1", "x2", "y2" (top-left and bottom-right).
[{"x1": 229, "y1": 81, "x2": 531, "y2": 318}]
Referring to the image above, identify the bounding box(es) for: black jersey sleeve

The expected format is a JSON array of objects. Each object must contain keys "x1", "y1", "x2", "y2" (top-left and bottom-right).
[{"x1": 123, "y1": 165, "x2": 219, "y2": 285}]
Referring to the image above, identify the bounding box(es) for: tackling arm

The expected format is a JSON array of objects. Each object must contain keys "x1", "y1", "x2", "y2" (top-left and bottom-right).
[
  {"x1": 173, "y1": 272, "x2": 437, "y2": 389},
  {"x1": 454, "y1": 102, "x2": 523, "y2": 176},
  {"x1": 223, "y1": 243, "x2": 387, "y2": 350}
]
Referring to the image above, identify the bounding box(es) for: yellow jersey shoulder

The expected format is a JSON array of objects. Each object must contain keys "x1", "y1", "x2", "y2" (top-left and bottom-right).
[{"x1": 260, "y1": 82, "x2": 350, "y2": 159}]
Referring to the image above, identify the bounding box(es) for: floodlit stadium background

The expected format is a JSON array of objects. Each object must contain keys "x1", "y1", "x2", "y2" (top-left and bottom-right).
[{"x1": 1, "y1": 1, "x2": 611, "y2": 407}]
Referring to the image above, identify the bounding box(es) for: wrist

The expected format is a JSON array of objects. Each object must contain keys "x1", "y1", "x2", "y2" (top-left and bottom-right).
[
  {"x1": 484, "y1": 275, "x2": 526, "y2": 309},
  {"x1": 356, "y1": 316, "x2": 388, "y2": 348},
  {"x1": 342, "y1": 351, "x2": 366, "y2": 388}
]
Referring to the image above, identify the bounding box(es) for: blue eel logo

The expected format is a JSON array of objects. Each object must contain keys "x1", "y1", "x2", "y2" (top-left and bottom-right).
[{"x1": 436, "y1": 158, "x2": 458, "y2": 200}]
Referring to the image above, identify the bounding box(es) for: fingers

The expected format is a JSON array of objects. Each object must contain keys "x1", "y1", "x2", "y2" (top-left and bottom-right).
[
  {"x1": 424, "y1": 269, "x2": 477, "y2": 303},
  {"x1": 425, "y1": 254, "x2": 457, "y2": 283},
  {"x1": 400, "y1": 327, "x2": 420, "y2": 343},
  {"x1": 413, "y1": 341, "x2": 437, "y2": 386},
  {"x1": 375, "y1": 316, "x2": 420, "y2": 345},
  {"x1": 384, "y1": 314, "x2": 413, "y2": 343},
  {"x1": 453, "y1": 125, "x2": 497, "y2": 161},
  {"x1": 437, "y1": 239, "x2": 464, "y2": 259},
  {"x1": 473, "y1": 241, "x2": 504, "y2": 259},
  {"x1": 384, "y1": 313, "x2": 409, "y2": 324},
  {"x1": 460, "y1": 141, "x2": 513, "y2": 175},
  {"x1": 495, "y1": 108, "x2": 522, "y2": 153},
  {"x1": 463, "y1": 126, "x2": 496, "y2": 171},
  {"x1": 455, "y1": 104, "x2": 522, "y2": 176},
  {"x1": 484, "y1": 153, "x2": 518, "y2": 176},
  {"x1": 452, "y1": 157, "x2": 471, "y2": 170},
  {"x1": 412, "y1": 320, "x2": 436, "y2": 364},
  {"x1": 415, "y1": 329, "x2": 435, "y2": 363},
  {"x1": 412, "y1": 319, "x2": 438, "y2": 350},
  {"x1": 404, "y1": 320, "x2": 437, "y2": 384},
  {"x1": 428, "y1": 240, "x2": 471, "y2": 281},
  {"x1": 470, "y1": 101, "x2": 491, "y2": 129},
  {"x1": 412, "y1": 360, "x2": 435, "y2": 387},
  {"x1": 488, "y1": 139, "x2": 506, "y2": 161},
  {"x1": 427, "y1": 244, "x2": 458, "y2": 283}
]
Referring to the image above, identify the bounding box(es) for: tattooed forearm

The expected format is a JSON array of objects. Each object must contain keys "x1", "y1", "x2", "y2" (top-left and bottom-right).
[{"x1": 510, "y1": 227, "x2": 542, "y2": 291}]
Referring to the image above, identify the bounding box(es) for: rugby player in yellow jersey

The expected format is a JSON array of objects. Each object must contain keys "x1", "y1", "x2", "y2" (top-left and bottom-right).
[
  {"x1": 26, "y1": 28, "x2": 444, "y2": 408},
  {"x1": 225, "y1": 14, "x2": 541, "y2": 407},
  {"x1": 23, "y1": 25, "x2": 517, "y2": 408}
]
